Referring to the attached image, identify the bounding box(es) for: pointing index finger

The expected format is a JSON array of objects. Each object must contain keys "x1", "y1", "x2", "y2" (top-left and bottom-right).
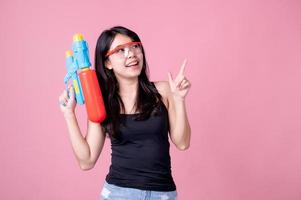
[{"x1": 179, "y1": 58, "x2": 187, "y2": 75}]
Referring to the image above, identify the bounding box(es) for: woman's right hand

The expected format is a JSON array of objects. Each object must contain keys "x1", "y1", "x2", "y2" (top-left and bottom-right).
[{"x1": 58, "y1": 85, "x2": 77, "y2": 117}]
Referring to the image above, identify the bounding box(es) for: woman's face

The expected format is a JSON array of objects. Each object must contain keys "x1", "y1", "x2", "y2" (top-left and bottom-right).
[{"x1": 105, "y1": 34, "x2": 144, "y2": 80}]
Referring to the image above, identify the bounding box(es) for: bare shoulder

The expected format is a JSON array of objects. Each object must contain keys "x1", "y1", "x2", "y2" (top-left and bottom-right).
[
  {"x1": 153, "y1": 81, "x2": 170, "y2": 97},
  {"x1": 153, "y1": 81, "x2": 171, "y2": 109}
]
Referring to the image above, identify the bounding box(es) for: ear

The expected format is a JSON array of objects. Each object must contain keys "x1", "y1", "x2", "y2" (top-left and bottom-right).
[{"x1": 105, "y1": 59, "x2": 113, "y2": 70}]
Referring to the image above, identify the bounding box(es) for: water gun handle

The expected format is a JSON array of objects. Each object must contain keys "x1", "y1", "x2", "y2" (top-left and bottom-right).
[{"x1": 71, "y1": 73, "x2": 85, "y2": 104}]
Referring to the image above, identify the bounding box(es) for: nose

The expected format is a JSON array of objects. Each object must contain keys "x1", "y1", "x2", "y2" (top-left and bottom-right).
[{"x1": 126, "y1": 47, "x2": 135, "y2": 58}]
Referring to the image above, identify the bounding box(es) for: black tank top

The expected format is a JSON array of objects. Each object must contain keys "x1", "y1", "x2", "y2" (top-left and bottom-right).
[{"x1": 105, "y1": 101, "x2": 176, "y2": 191}]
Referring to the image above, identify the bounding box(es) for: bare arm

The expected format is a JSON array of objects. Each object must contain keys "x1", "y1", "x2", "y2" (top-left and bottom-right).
[
  {"x1": 64, "y1": 114, "x2": 106, "y2": 170},
  {"x1": 155, "y1": 60, "x2": 191, "y2": 150},
  {"x1": 60, "y1": 86, "x2": 106, "y2": 170},
  {"x1": 166, "y1": 86, "x2": 191, "y2": 150},
  {"x1": 155, "y1": 81, "x2": 191, "y2": 150}
]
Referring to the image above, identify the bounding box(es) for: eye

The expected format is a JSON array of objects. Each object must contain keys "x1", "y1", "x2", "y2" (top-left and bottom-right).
[
  {"x1": 133, "y1": 44, "x2": 139, "y2": 48},
  {"x1": 116, "y1": 48, "x2": 125, "y2": 53}
]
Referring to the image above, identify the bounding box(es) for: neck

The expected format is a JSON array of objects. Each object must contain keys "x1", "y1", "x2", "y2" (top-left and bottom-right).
[{"x1": 118, "y1": 77, "x2": 139, "y2": 98}]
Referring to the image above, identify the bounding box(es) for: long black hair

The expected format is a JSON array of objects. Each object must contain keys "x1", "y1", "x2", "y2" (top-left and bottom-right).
[{"x1": 95, "y1": 26, "x2": 164, "y2": 137}]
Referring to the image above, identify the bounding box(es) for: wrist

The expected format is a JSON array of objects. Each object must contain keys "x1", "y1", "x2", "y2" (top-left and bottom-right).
[
  {"x1": 172, "y1": 95, "x2": 185, "y2": 102},
  {"x1": 64, "y1": 111, "x2": 76, "y2": 119}
]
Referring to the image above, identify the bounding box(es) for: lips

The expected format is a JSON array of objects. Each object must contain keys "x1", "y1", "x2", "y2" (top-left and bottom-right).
[{"x1": 126, "y1": 60, "x2": 139, "y2": 67}]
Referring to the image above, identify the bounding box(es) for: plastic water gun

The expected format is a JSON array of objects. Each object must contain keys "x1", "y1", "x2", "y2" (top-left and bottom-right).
[{"x1": 64, "y1": 33, "x2": 106, "y2": 123}]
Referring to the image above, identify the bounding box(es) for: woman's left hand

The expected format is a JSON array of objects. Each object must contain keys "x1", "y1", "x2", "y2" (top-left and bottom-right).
[{"x1": 168, "y1": 59, "x2": 191, "y2": 101}]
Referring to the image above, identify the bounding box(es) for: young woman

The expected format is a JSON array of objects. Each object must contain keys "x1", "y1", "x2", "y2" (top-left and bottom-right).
[{"x1": 59, "y1": 26, "x2": 191, "y2": 200}]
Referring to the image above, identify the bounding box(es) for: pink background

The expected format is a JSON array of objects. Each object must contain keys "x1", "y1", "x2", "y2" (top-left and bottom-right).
[{"x1": 1, "y1": 0, "x2": 301, "y2": 199}]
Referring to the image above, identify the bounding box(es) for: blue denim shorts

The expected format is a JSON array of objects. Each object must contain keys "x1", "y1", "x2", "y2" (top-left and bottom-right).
[{"x1": 100, "y1": 181, "x2": 178, "y2": 200}]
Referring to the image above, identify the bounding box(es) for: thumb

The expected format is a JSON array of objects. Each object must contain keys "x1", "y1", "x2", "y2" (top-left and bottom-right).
[{"x1": 68, "y1": 85, "x2": 75, "y2": 100}]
